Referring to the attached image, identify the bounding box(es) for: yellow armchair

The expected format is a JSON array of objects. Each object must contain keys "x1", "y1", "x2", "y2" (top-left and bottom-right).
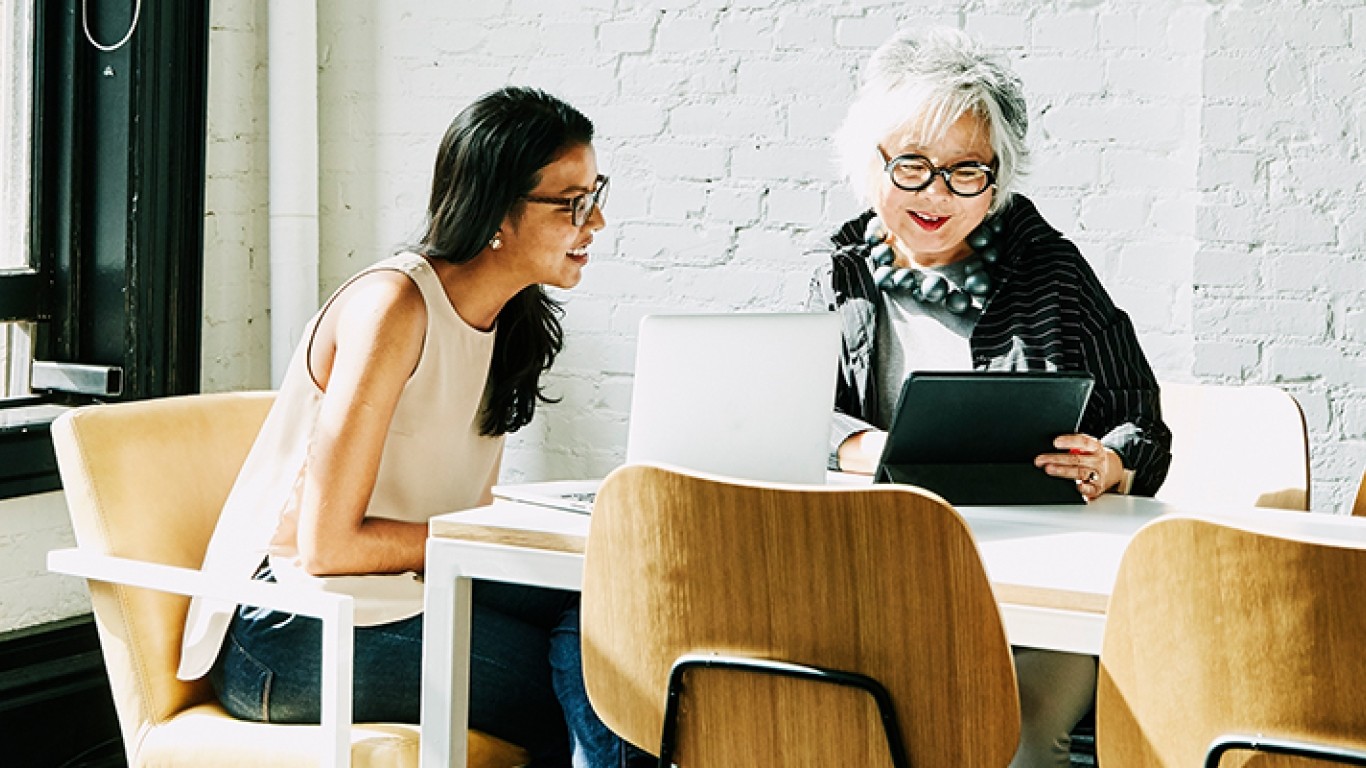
[{"x1": 47, "y1": 392, "x2": 525, "y2": 768}]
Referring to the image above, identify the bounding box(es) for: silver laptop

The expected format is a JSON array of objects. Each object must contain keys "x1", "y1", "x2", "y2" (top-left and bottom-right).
[{"x1": 495, "y1": 312, "x2": 841, "y2": 513}]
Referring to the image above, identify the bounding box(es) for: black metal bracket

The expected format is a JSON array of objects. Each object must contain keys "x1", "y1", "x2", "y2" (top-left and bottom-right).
[
  {"x1": 656, "y1": 652, "x2": 909, "y2": 768},
  {"x1": 1206, "y1": 734, "x2": 1366, "y2": 767}
]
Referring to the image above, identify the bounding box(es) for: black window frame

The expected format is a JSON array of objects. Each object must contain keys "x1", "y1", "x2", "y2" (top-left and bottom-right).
[{"x1": 0, "y1": 0, "x2": 210, "y2": 499}]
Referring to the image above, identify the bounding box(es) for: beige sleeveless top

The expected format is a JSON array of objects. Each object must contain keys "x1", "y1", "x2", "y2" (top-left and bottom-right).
[{"x1": 178, "y1": 252, "x2": 502, "y2": 680}]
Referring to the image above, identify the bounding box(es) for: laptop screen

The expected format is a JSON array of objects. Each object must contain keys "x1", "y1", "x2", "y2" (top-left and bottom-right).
[{"x1": 624, "y1": 312, "x2": 841, "y2": 485}]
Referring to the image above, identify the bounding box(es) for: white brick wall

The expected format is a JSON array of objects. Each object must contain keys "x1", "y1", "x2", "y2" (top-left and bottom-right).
[
  {"x1": 201, "y1": 0, "x2": 270, "y2": 392},
  {"x1": 197, "y1": 0, "x2": 1365, "y2": 517},
  {"x1": 1196, "y1": 1, "x2": 1366, "y2": 511},
  {"x1": 0, "y1": 492, "x2": 88, "y2": 632}
]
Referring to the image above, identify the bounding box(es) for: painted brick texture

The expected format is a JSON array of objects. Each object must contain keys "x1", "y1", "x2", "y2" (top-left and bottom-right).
[
  {"x1": 1196, "y1": 2, "x2": 1366, "y2": 510},
  {"x1": 0, "y1": 493, "x2": 88, "y2": 632}
]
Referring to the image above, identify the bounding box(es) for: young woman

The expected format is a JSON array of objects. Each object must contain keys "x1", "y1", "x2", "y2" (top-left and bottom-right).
[
  {"x1": 809, "y1": 28, "x2": 1172, "y2": 767},
  {"x1": 178, "y1": 87, "x2": 612, "y2": 766}
]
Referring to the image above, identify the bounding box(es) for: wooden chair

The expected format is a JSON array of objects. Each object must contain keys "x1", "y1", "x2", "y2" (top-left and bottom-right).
[
  {"x1": 46, "y1": 392, "x2": 526, "y2": 768},
  {"x1": 1097, "y1": 513, "x2": 1366, "y2": 766},
  {"x1": 580, "y1": 463, "x2": 1020, "y2": 767},
  {"x1": 1157, "y1": 382, "x2": 1310, "y2": 511}
]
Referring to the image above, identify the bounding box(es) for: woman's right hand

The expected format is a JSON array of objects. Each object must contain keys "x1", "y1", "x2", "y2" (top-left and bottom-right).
[{"x1": 837, "y1": 429, "x2": 888, "y2": 475}]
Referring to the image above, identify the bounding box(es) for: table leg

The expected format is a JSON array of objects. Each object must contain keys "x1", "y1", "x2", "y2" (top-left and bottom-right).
[{"x1": 421, "y1": 542, "x2": 472, "y2": 768}]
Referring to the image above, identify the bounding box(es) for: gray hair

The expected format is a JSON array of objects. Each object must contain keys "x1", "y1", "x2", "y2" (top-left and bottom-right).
[{"x1": 834, "y1": 26, "x2": 1030, "y2": 214}]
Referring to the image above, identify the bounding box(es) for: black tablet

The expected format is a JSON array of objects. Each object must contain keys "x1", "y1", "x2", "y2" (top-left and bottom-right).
[{"x1": 874, "y1": 370, "x2": 1095, "y2": 505}]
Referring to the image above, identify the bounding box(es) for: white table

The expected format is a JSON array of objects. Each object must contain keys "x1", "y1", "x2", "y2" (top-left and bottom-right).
[{"x1": 418, "y1": 489, "x2": 1190, "y2": 768}]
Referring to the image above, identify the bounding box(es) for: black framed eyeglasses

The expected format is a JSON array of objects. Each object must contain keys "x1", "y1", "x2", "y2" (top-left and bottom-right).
[
  {"x1": 522, "y1": 174, "x2": 610, "y2": 227},
  {"x1": 877, "y1": 147, "x2": 996, "y2": 198}
]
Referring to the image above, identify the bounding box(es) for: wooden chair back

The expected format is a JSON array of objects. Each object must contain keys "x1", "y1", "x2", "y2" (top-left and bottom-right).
[
  {"x1": 1158, "y1": 382, "x2": 1309, "y2": 510},
  {"x1": 580, "y1": 464, "x2": 1020, "y2": 767},
  {"x1": 1098, "y1": 514, "x2": 1366, "y2": 766},
  {"x1": 1352, "y1": 467, "x2": 1366, "y2": 517}
]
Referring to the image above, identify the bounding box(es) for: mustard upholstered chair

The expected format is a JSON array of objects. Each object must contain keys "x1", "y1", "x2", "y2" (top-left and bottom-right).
[
  {"x1": 581, "y1": 464, "x2": 1020, "y2": 767},
  {"x1": 1098, "y1": 513, "x2": 1366, "y2": 766},
  {"x1": 47, "y1": 392, "x2": 525, "y2": 768},
  {"x1": 1157, "y1": 382, "x2": 1310, "y2": 511}
]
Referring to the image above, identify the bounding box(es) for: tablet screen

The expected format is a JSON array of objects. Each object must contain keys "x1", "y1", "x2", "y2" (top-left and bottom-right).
[{"x1": 878, "y1": 371, "x2": 1095, "y2": 468}]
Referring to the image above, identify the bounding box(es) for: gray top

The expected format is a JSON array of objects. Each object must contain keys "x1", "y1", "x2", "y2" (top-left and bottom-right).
[{"x1": 831, "y1": 258, "x2": 981, "y2": 462}]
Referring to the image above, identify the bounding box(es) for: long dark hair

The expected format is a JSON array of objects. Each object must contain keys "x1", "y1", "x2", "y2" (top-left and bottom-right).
[{"x1": 418, "y1": 87, "x2": 593, "y2": 436}]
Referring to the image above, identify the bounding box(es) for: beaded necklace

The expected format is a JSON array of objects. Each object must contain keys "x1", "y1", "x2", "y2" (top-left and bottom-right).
[{"x1": 863, "y1": 214, "x2": 1003, "y2": 315}]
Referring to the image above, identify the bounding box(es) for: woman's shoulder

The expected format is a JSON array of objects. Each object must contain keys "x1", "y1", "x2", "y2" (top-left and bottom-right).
[
  {"x1": 828, "y1": 210, "x2": 877, "y2": 250},
  {"x1": 304, "y1": 260, "x2": 428, "y2": 394},
  {"x1": 998, "y1": 196, "x2": 1069, "y2": 255},
  {"x1": 329, "y1": 264, "x2": 428, "y2": 343},
  {"x1": 809, "y1": 210, "x2": 875, "y2": 268},
  {"x1": 997, "y1": 196, "x2": 1092, "y2": 275},
  {"x1": 342, "y1": 257, "x2": 427, "y2": 305},
  {"x1": 995, "y1": 195, "x2": 1117, "y2": 313}
]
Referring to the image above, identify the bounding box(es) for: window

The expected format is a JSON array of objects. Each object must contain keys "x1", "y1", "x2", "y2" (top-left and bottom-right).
[
  {"x1": 1, "y1": 1, "x2": 35, "y2": 402},
  {"x1": 0, "y1": 1, "x2": 211, "y2": 499}
]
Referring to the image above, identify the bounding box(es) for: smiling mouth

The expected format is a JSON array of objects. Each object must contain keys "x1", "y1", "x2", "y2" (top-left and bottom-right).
[
  {"x1": 567, "y1": 245, "x2": 589, "y2": 263},
  {"x1": 909, "y1": 210, "x2": 949, "y2": 232}
]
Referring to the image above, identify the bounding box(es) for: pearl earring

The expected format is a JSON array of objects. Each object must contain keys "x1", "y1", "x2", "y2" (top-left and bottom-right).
[{"x1": 489, "y1": 234, "x2": 503, "y2": 251}]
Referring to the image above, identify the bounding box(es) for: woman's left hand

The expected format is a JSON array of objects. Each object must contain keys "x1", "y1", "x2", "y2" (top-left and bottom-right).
[{"x1": 1035, "y1": 434, "x2": 1124, "y2": 501}]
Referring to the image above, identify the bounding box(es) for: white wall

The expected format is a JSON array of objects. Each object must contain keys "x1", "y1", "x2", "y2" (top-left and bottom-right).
[
  {"x1": 0, "y1": 492, "x2": 89, "y2": 630},
  {"x1": 1194, "y1": 3, "x2": 1366, "y2": 507},
  {"x1": 8, "y1": 0, "x2": 1364, "y2": 635},
  {"x1": 202, "y1": 0, "x2": 271, "y2": 392}
]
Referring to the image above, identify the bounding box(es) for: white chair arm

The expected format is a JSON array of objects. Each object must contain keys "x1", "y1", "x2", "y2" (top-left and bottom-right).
[
  {"x1": 47, "y1": 548, "x2": 356, "y2": 768},
  {"x1": 47, "y1": 548, "x2": 352, "y2": 618}
]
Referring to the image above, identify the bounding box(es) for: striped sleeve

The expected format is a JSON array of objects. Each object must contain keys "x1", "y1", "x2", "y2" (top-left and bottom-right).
[{"x1": 973, "y1": 197, "x2": 1173, "y2": 495}]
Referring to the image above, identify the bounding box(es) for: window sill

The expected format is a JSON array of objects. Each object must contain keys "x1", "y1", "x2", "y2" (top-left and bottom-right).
[{"x1": 0, "y1": 401, "x2": 70, "y2": 499}]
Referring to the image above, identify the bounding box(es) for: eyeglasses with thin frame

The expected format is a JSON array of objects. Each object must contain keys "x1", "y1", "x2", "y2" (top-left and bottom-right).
[
  {"x1": 522, "y1": 174, "x2": 610, "y2": 227},
  {"x1": 876, "y1": 147, "x2": 996, "y2": 198}
]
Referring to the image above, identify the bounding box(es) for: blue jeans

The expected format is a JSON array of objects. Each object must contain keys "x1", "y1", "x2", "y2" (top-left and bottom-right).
[
  {"x1": 549, "y1": 607, "x2": 654, "y2": 768},
  {"x1": 211, "y1": 570, "x2": 649, "y2": 768}
]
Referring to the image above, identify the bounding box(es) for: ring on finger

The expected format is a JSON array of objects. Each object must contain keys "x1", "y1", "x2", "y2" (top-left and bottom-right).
[{"x1": 1086, "y1": 470, "x2": 1098, "y2": 484}]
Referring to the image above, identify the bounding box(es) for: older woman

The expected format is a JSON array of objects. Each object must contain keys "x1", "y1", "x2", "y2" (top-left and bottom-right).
[{"x1": 808, "y1": 28, "x2": 1172, "y2": 766}]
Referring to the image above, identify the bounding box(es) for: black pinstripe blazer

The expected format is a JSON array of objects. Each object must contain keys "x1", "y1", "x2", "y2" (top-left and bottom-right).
[{"x1": 807, "y1": 195, "x2": 1172, "y2": 496}]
